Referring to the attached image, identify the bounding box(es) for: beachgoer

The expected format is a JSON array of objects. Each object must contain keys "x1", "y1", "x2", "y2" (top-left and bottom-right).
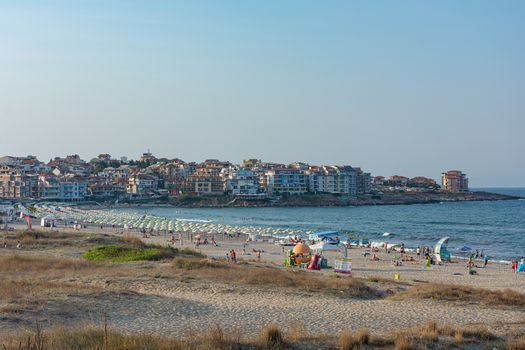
[
  {"x1": 256, "y1": 250, "x2": 261, "y2": 261},
  {"x1": 425, "y1": 256, "x2": 431, "y2": 268},
  {"x1": 483, "y1": 255, "x2": 489, "y2": 268},
  {"x1": 416, "y1": 247, "x2": 420, "y2": 258},
  {"x1": 512, "y1": 260, "x2": 517, "y2": 273},
  {"x1": 480, "y1": 250, "x2": 484, "y2": 259},
  {"x1": 385, "y1": 242, "x2": 388, "y2": 253}
]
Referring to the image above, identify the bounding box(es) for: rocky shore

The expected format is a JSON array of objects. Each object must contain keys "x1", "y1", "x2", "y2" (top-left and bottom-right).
[{"x1": 93, "y1": 191, "x2": 520, "y2": 209}]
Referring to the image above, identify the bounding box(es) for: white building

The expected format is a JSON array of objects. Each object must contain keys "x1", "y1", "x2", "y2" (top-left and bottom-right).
[
  {"x1": 228, "y1": 169, "x2": 260, "y2": 196},
  {"x1": 309, "y1": 166, "x2": 357, "y2": 196}
]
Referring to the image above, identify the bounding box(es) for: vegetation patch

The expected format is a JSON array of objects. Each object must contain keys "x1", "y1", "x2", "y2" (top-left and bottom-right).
[
  {"x1": 83, "y1": 245, "x2": 177, "y2": 262},
  {"x1": 83, "y1": 243, "x2": 203, "y2": 263}
]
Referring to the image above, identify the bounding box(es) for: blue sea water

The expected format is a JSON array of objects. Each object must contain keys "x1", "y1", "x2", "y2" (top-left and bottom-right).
[{"x1": 117, "y1": 188, "x2": 525, "y2": 262}]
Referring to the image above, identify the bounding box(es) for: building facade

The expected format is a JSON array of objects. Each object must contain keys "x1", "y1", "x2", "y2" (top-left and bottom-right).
[
  {"x1": 228, "y1": 169, "x2": 260, "y2": 196},
  {"x1": 441, "y1": 170, "x2": 469, "y2": 192},
  {"x1": 265, "y1": 168, "x2": 308, "y2": 195}
]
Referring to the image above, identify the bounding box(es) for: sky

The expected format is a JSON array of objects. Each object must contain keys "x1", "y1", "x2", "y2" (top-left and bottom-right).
[{"x1": 0, "y1": 1, "x2": 524, "y2": 186}]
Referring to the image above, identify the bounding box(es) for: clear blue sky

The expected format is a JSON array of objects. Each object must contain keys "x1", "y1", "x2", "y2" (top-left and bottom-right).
[{"x1": 0, "y1": 1, "x2": 523, "y2": 186}]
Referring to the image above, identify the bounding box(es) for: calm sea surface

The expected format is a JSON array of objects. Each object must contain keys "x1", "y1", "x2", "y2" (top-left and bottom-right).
[{"x1": 116, "y1": 188, "x2": 525, "y2": 262}]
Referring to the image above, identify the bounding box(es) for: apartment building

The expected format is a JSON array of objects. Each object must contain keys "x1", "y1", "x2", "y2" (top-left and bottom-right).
[
  {"x1": 441, "y1": 170, "x2": 469, "y2": 192},
  {"x1": 309, "y1": 166, "x2": 357, "y2": 196},
  {"x1": 228, "y1": 169, "x2": 260, "y2": 196},
  {"x1": 127, "y1": 174, "x2": 159, "y2": 197},
  {"x1": 265, "y1": 168, "x2": 308, "y2": 195},
  {"x1": 181, "y1": 172, "x2": 226, "y2": 195}
]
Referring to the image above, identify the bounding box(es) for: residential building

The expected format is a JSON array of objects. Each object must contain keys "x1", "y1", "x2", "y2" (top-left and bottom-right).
[
  {"x1": 0, "y1": 166, "x2": 37, "y2": 198},
  {"x1": 265, "y1": 168, "x2": 308, "y2": 195},
  {"x1": 308, "y1": 166, "x2": 357, "y2": 196},
  {"x1": 354, "y1": 168, "x2": 372, "y2": 195},
  {"x1": 127, "y1": 174, "x2": 159, "y2": 197},
  {"x1": 59, "y1": 178, "x2": 88, "y2": 200},
  {"x1": 228, "y1": 169, "x2": 260, "y2": 196},
  {"x1": 243, "y1": 159, "x2": 261, "y2": 169},
  {"x1": 408, "y1": 176, "x2": 437, "y2": 188},
  {"x1": 88, "y1": 182, "x2": 118, "y2": 199},
  {"x1": 181, "y1": 172, "x2": 226, "y2": 195},
  {"x1": 38, "y1": 176, "x2": 60, "y2": 199},
  {"x1": 387, "y1": 175, "x2": 410, "y2": 187},
  {"x1": 441, "y1": 170, "x2": 469, "y2": 192}
]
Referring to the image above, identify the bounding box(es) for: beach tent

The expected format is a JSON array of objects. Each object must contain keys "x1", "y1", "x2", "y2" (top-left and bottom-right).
[
  {"x1": 309, "y1": 241, "x2": 343, "y2": 253},
  {"x1": 349, "y1": 238, "x2": 369, "y2": 247},
  {"x1": 247, "y1": 233, "x2": 262, "y2": 241},
  {"x1": 456, "y1": 246, "x2": 472, "y2": 254},
  {"x1": 293, "y1": 243, "x2": 311, "y2": 255},
  {"x1": 435, "y1": 237, "x2": 451, "y2": 263},
  {"x1": 308, "y1": 231, "x2": 340, "y2": 242}
]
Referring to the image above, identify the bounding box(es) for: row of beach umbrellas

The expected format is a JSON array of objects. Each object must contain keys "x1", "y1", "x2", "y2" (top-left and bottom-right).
[{"x1": 30, "y1": 204, "x2": 310, "y2": 238}]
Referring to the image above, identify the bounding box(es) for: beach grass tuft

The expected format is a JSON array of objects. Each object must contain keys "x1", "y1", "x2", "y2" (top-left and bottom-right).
[{"x1": 261, "y1": 324, "x2": 284, "y2": 349}]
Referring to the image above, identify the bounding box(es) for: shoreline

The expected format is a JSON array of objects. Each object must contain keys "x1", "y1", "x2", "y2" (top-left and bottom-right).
[{"x1": 71, "y1": 190, "x2": 521, "y2": 210}]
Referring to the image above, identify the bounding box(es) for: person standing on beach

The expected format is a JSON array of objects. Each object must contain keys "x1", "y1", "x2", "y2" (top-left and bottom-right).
[
  {"x1": 385, "y1": 242, "x2": 388, "y2": 254},
  {"x1": 483, "y1": 255, "x2": 489, "y2": 268}
]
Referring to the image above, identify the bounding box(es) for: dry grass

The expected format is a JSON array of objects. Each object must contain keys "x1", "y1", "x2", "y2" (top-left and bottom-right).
[
  {"x1": 121, "y1": 233, "x2": 146, "y2": 248},
  {"x1": 260, "y1": 324, "x2": 284, "y2": 349},
  {"x1": 454, "y1": 329, "x2": 463, "y2": 345},
  {"x1": 339, "y1": 331, "x2": 356, "y2": 350},
  {"x1": 462, "y1": 325, "x2": 497, "y2": 341},
  {"x1": 355, "y1": 329, "x2": 370, "y2": 345},
  {"x1": 393, "y1": 283, "x2": 525, "y2": 309},
  {"x1": 338, "y1": 329, "x2": 371, "y2": 350},
  {"x1": 506, "y1": 336, "x2": 525, "y2": 350},
  {"x1": 0, "y1": 321, "x2": 516, "y2": 350}
]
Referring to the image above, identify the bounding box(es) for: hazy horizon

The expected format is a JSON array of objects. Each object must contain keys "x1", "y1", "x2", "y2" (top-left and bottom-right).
[{"x1": 1, "y1": 1, "x2": 524, "y2": 187}]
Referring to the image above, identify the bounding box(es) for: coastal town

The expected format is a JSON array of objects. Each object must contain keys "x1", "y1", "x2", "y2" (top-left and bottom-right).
[{"x1": 0, "y1": 152, "x2": 469, "y2": 202}]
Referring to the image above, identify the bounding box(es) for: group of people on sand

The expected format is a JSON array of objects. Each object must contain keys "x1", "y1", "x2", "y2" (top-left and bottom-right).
[
  {"x1": 511, "y1": 257, "x2": 524, "y2": 273},
  {"x1": 226, "y1": 249, "x2": 237, "y2": 263}
]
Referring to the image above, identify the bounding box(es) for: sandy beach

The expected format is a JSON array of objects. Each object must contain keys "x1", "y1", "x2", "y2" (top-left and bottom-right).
[{"x1": 2, "y1": 221, "x2": 524, "y2": 344}]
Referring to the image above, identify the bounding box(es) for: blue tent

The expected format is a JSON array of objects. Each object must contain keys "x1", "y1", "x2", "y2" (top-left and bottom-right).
[{"x1": 456, "y1": 246, "x2": 472, "y2": 253}]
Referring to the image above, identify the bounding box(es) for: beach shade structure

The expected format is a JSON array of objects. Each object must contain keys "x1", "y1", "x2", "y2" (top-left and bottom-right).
[
  {"x1": 456, "y1": 246, "x2": 472, "y2": 254},
  {"x1": 435, "y1": 237, "x2": 451, "y2": 263},
  {"x1": 309, "y1": 241, "x2": 343, "y2": 253},
  {"x1": 292, "y1": 243, "x2": 311, "y2": 256},
  {"x1": 308, "y1": 230, "x2": 340, "y2": 242}
]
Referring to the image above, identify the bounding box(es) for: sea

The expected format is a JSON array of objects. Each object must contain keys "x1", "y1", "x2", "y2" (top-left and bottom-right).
[{"x1": 115, "y1": 188, "x2": 525, "y2": 262}]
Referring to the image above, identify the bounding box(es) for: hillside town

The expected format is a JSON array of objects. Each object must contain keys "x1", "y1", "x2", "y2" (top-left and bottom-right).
[{"x1": 0, "y1": 152, "x2": 469, "y2": 202}]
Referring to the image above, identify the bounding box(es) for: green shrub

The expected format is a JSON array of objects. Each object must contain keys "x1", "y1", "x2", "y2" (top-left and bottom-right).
[{"x1": 83, "y1": 245, "x2": 177, "y2": 262}]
